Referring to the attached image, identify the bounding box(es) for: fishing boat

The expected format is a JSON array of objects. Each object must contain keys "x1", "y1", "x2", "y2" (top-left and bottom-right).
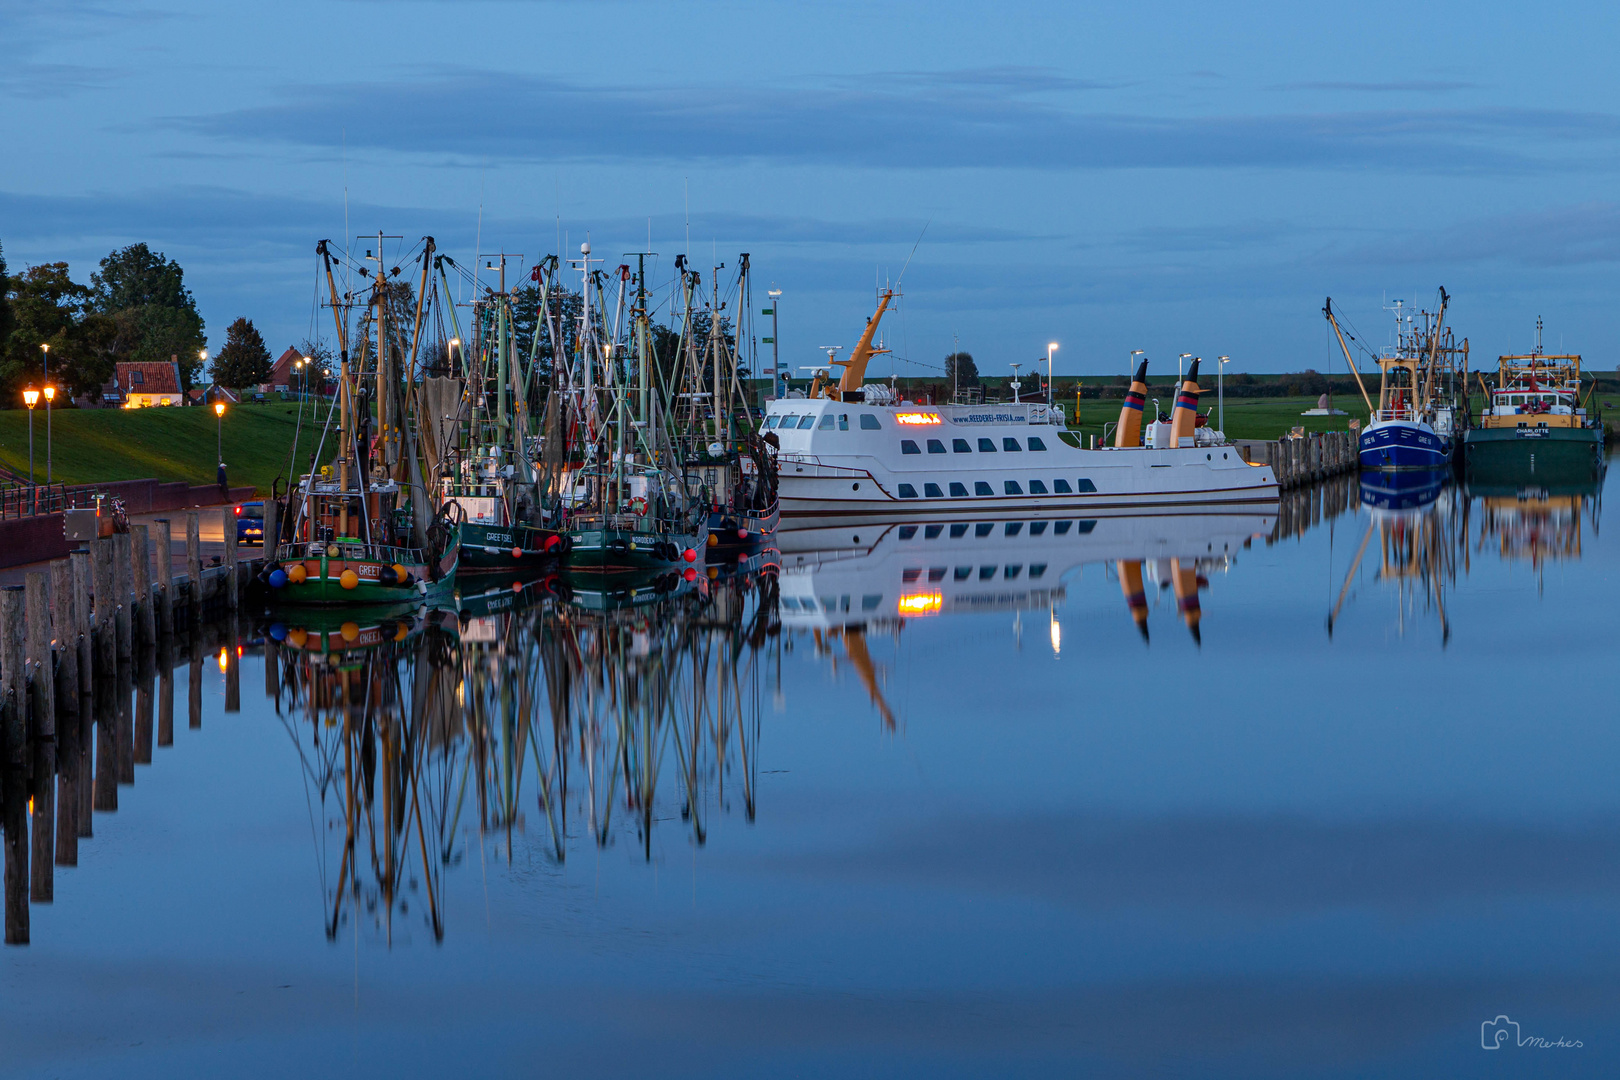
[
  {"x1": 766, "y1": 290, "x2": 1277, "y2": 516},
  {"x1": 1326, "y1": 290, "x2": 1467, "y2": 471},
  {"x1": 1462, "y1": 321, "x2": 1605, "y2": 484},
  {"x1": 267, "y1": 236, "x2": 461, "y2": 607}
]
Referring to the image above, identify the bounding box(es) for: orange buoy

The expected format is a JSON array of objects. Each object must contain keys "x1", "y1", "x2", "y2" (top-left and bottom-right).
[
  {"x1": 392, "y1": 563, "x2": 408, "y2": 580},
  {"x1": 339, "y1": 569, "x2": 359, "y2": 590},
  {"x1": 707, "y1": 533, "x2": 719, "y2": 547},
  {"x1": 1114, "y1": 358, "x2": 1149, "y2": 448},
  {"x1": 287, "y1": 628, "x2": 309, "y2": 648},
  {"x1": 340, "y1": 621, "x2": 360, "y2": 642},
  {"x1": 287, "y1": 563, "x2": 307, "y2": 584}
]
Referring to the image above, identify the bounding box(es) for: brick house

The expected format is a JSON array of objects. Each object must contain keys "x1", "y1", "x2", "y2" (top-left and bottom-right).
[{"x1": 96, "y1": 360, "x2": 184, "y2": 408}]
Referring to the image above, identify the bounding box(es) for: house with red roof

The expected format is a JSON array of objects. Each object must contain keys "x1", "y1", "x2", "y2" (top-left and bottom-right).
[{"x1": 96, "y1": 360, "x2": 184, "y2": 408}]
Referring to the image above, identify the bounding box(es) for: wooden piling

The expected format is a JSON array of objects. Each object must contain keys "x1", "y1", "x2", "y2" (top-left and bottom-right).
[
  {"x1": 54, "y1": 696, "x2": 78, "y2": 867},
  {"x1": 75, "y1": 708, "x2": 92, "y2": 838},
  {"x1": 1, "y1": 587, "x2": 24, "y2": 767},
  {"x1": 186, "y1": 511, "x2": 201, "y2": 623},
  {"x1": 187, "y1": 633, "x2": 202, "y2": 730},
  {"x1": 24, "y1": 572, "x2": 52, "y2": 740},
  {"x1": 157, "y1": 639, "x2": 174, "y2": 747},
  {"x1": 223, "y1": 507, "x2": 239, "y2": 612},
  {"x1": 29, "y1": 703, "x2": 54, "y2": 903},
  {"x1": 113, "y1": 532, "x2": 133, "y2": 659},
  {"x1": 133, "y1": 524, "x2": 154, "y2": 646},
  {"x1": 135, "y1": 648, "x2": 154, "y2": 766},
  {"x1": 93, "y1": 539, "x2": 115, "y2": 675},
  {"x1": 51, "y1": 559, "x2": 78, "y2": 722},
  {"x1": 153, "y1": 519, "x2": 173, "y2": 636},
  {"x1": 3, "y1": 767, "x2": 27, "y2": 944},
  {"x1": 224, "y1": 616, "x2": 240, "y2": 714},
  {"x1": 71, "y1": 548, "x2": 92, "y2": 690},
  {"x1": 93, "y1": 672, "x2": 116, "y2": 812},
  {"x1": 265, "y1": 500, "x2": 280, "y2": 564},
  {"x1": 116, "y1": 657, "x2": 134, "y2": 785}
]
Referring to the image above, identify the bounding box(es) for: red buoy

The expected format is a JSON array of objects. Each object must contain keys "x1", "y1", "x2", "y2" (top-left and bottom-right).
[
  {"x1": 683, "y1": 567, "x2": 698, "y2": 582},
  {"x1": 682, "y1": 548, "x2": 697, "y2": 563},
  {"x1": 512, "y1": 547, "x2": 524, "y2": 559}
]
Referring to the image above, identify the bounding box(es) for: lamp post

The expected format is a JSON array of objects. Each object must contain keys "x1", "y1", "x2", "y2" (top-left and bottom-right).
[
  {"x1": 1217, "y1": 355, "x2": 1230, "y2": 436},
  {"x1": 214, "y1": 399, "x2": 226, "y2": 464},
  {"x1": 1178, "y1": 352, "x2": 1191, "y2": 383},
  {"x1": 23, "y1": 388, "x2": 38, "y2": 486},
  {"x1": 40, "y1": 342, "x2": 48, "y2": 380},
  {"x1": 43, "y1": 385, "x2": 54, "y2": 484},
  {"x1": 1046, "y1": 342, "x2": 1058, "y2": 409},
  {"x1": 1009, "y1": 363, "x2": 1023, "y2": 404}
]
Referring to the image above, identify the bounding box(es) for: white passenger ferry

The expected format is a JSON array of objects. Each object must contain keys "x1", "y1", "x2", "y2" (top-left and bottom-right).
[{"x1": 762, "y1": 291, "x2": 1277, "y2": 517}]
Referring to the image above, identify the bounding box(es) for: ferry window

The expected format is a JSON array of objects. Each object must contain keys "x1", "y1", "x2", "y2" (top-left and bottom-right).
[
  {"x1": 1004, "y1": 522, "x2": 1023, "y2": 536},
  {"x1": 953, "y1": 438, "x2": 972, "y2": 453},
  {"x1": 928, "y1": 568, "x2": 946, "y2": 582},
  {"x1": 819, "y1": 414, "x2": 837, "y2": 430},
  {"x1": 1077, "y1": 520, "x2": 1097, "y2": 534},
  {"x1": 796, "y1": 415, "x2": 816, "y2": 429},
  {"x1": 954, "y1": 566, "x2": 972, "y2": 580},
  {"x1": 839, "y1": 414, "x2": 849, "y2": 431},
  {"x1": 1003, "y1": 437, "x2": 1022, "y2": 451},
  {"x1": 901, "y1": 439, "x2": 922, "y2": 454},
  {"x1": 1076, "y1": 478, "x2": 1097, "y2": 493},
  {"x1": 950, "y1": 482, "x2": 969, "y2": 497},
  {"x1": 924, "y1": 483, "x2": 943, "y2": 498},
  {"x1": 1029, "y1": 521, "x2": 1047, "y2": 536},
  {"x1": 924, "y1": 524, "x2": 943, "y2": 539},
  {"x1": 897, "y1": 483, "x2": 918, "y2": 499},
  {"x1": 903, "y1": 568, "x2": 922, "y2": 582},
  {"x1": 975, "y1": 523, "x2": 994, "y2": 537},
  {"x1": 1053, "y1": 478, "x2": 1072, "y2": 494},
  {"x1": 1004, "y1": 480, "x2": 1023, "y2": 495},
  {"x1": 1029, "y1": 563, "x2": 1047, "y2": 579},
  {"x1": 862, "y1": 594, "x2": 882, "y2": 611},
  {"x1": 1028, "y1": 479, "x2": 1048, "y2": 494},
  {"x1": 1004, "y1": 565, "x2": 1023, "y2": 579},
  {"x1": 899, "y1": 525, "x2": 918, "y2": 539},
  {"x1": 927, "y1": 439, "x2": 946, "y2": 454},
  {"x1": 779, "y1": 597, "x2": 799, "y2": 610},
  {"x1": 979, "y1": 566, "x2": 998, "y2": 580},
  {"x1": 1054, "y1": 520, "x2": 1073, "y2": 535},
  {"x1": 977, "y1": 438, "x2": 997, "y2": 452},
  {"x1": 1027, "y1": 436, "x2": 1047, "y2": 451},
  {"x1": 974, "y1": 481, "x2": 993, "y2": 496},
  {"x1": 860, "y1": 414, "x2": 882, "y2": 430},
  {"x1": 949, "y1": 523, "x2": 969, "y2": 538}
]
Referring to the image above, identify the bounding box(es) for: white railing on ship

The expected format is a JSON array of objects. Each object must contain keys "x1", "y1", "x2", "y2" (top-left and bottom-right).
[{"x1": 1373, "y1": 408, "x2": 1414, "y2": 422}]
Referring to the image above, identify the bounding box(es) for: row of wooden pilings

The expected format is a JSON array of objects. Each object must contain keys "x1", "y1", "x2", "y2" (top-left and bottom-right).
[
  {"x1": 2, "y1": 508, "x2": 264, "y2": 945},
  {"x1": 1264, "y1": 431, "x2": 1358, "y2": 490}
]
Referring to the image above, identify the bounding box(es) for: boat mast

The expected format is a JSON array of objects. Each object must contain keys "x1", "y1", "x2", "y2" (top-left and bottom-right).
[{"x1": 1322, "y1": 298, "x2": 1376, "y2": 414}]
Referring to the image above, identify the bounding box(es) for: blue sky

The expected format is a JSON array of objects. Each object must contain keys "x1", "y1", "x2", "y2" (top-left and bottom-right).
[{"x1": 3, "y1": 0, "x2": 1619, "y2": 379}]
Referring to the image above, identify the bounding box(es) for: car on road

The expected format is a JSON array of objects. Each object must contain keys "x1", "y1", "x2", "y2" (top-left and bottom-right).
[{"x1": 235, "y1": 501, "x2": 265, "y2": 545}]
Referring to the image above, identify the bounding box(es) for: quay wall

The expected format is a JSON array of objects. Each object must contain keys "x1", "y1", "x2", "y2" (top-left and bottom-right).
[{"x1": 0, "y1": 482, "x2": 255, "y2": 570}]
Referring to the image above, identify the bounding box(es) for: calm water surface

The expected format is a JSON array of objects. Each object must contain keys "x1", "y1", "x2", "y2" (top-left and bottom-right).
[{"x1": 2, "y1": 466, "x2": 1616, "y2": 1078}]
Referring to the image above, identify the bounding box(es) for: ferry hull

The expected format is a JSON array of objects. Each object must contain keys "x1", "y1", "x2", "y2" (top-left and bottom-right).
[
  {"x1": 1358, "y1": 420, "x2": 1452, "y2": 471},
  {"x1": 1463, "y1": 424, "x2": 1604, "y2": 484}
]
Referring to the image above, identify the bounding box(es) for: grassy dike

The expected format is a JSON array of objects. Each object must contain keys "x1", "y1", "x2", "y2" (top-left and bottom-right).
[
  {"x1": 1064, "y1": 395, "x2": 1369, "y2": 446},
  {"x1": 0, "y1": 403, "x2": 321, "y2": 496}
]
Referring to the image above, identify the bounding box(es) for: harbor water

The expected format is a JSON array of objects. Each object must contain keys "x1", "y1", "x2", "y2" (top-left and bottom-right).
[{"x1": 2, "y1": 463, "x2": 1616, "y2": 1078}]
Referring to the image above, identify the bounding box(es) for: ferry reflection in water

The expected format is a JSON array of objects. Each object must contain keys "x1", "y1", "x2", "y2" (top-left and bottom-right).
[{"x1": 269, "y1": 562, "x2": 779, "y2": 944}]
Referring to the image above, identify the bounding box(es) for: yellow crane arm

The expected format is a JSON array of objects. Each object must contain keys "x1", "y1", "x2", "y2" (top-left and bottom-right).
[
  {"x1": 836, "y1": 290, "x2": 895, "y2": 397},
  {"x1": 1324, "y1": 298, "x2": 1375, "y2": 415}
]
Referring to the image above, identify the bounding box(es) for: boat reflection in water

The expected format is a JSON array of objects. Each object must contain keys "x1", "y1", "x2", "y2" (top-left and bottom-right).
[
  {"x1": 269, "y1": 557, "x2": 780, "y2": 944},
  {"x1": 1328, "y1": 469, "x2": 1603, "y2": 641},
  {"x1": 775, "y1": 509, "x2": 1275, "y2": 722}
]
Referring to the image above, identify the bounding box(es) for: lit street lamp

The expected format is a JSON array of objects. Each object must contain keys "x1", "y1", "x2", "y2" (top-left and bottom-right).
[
  {"x1": 1217, "y1": 355, "x2": 1231, "y2": 435},
  {"x1": 1046, "y1": 342, "x2": 1058, "y2": 409},
  {"x1": 43, "y1": 385, "x2": 55, "y2": 485},
  {"x1": 214, "y1": 399, "x2": 226, "y2": 464},
  {"x1": 22, "y1": 388, "x2": 39, "y2": 486},
  {"x1": 40, "y1": 342, "x2": 48, "y2": 380}
]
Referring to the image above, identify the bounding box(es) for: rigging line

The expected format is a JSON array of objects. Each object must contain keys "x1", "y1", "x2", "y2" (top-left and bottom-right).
[{"x1": 895, "y1": 220, "x2": 930, "y2": 287}]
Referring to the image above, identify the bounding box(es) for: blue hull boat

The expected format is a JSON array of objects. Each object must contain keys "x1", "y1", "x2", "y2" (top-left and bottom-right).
[{"x1": 1358, "y1": 419, "x2": 1452, "y2": 471}]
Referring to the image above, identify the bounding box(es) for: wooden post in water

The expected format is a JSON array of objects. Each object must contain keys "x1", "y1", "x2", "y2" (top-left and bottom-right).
[
  {"x1": 116, "y1": 654, "x2": 134, "y2": 786},
  {"x1": 76, "y1": 708, "x2": 92, "y2": 839},
  {"x1": 71, "y1": 548, "x2": 92, "y2": 691},
  {"x1": 153, "y1": 519, "x2": 173, "y2": 636},
  {"x1": 25, "y1": 572, "x2": 52, "y2": 740},
  {"x1": 93, "y1": 538, "x2": 115, "y2": 675},
  {"x1": 54, "y1": 691, "x2": 78, "y2": 867},
  {"x1": 132, "y1": 524, "x2": 154, "y2": 647},
  {"x1": 93, "y1": 665, "x2": 117, "y2": 812},
  {"x1": 264, "y1": 635, "x2": 279, "y2": 705},
  {"x1": 30, "y1": 693, "x2": 54, "y2": 903},
  {"x1": 157, "y1": 639, "x2": 174, "y2": 747},
  {"x1": 51, "y1": 559, "x2": 78, "y2": 723},
  {"x1": 224, "y1": 615, "x2": 240, "y2": 714},
  {"x1": 187, "y1": 633, "x2": 202, "y2": 730},
  {"x1": 3, "y1": 764, "x2": 27, "y2": 944},
  {"x1": 223, "y1": 507, "x2": 239, "y2": 612},
  {"x1": 1, "y1": 588, "x2": 24, "y2": 767},
  {"x1": 185, "y1": 511, "x2": 201, "y2": 625},
  {"x1": 54, "y1": 555, "x2": 82, "y2": 866},
  {"x1": 135, "y1": 647, "x2": 154, "y2": 766},
  {"x1": 264, "y1": 500, "x2": 280, "y2": 566},
  {"x1": 113, "y1": 531, "x2": 133, "y2": 660}
]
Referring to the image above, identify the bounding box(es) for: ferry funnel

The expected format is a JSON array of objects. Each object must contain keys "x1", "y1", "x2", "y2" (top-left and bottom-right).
[
  {"x1": 1118, "y1": 559, "x2": 1149, "y2": 642},
  {"x1": 1169, "y1": 358, "x2": 1202, "y2": 446},
  {"x1": 1113, "y1": 359, "x2": 1149, "y2": 448},
  {"x1": 1172, "y1": 559, "x2": 1202, "y2": 645}
]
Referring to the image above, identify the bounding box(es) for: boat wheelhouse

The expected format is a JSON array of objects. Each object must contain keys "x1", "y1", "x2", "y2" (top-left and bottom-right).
[{"x1": 1463, "y1": 338, "x2": 1604, "y2": 482}]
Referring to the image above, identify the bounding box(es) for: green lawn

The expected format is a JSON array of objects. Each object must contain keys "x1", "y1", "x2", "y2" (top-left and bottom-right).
[
  {"x1": 1066, "y1": 395, "x2": 1369, "y2": 445},
  {"x1": 0, "y1": 403, "x2": 332, "y2": 496}
]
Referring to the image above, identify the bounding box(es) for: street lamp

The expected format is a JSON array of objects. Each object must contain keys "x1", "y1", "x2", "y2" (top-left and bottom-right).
[
  {"x1": 214, "y1": 399, "x2": 226, "y2": 464},
  {"x1": 22, "y1": 388, "x2": 39, "y2": 486},
  {"x1": 1178, "y1": 352, "x2": 1192, "y2": 382},
  {"x1": 1009, "y1": 362, "x2": 1023, "y2": 404},
  {"x1": 1217, "y1": 356, "x2": 1231, "y2": 436},
  {"x1": 299, "y1": 356, "x2": 311, "y2": 400},
  {"x1": 43, "y1": 385, "x2": 55, "y2": 485},
  {"x1": 1046, "y1": 342, "x2": 1059, "y2": 409},
  {"x1": 40, "y1": 343, "x2": 48, "y2": 380}
]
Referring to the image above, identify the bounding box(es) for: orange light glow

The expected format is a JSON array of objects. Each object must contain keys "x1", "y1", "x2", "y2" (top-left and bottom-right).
[
  {"x1": 216, "y1": 648, "x2": 229, "y2": 672},
  {"x1": 895, "y1": 412, "x2": 942, "y2": 426},
  {"x1": 897, "y1": 592, "x2": 943, "y2": 616}
]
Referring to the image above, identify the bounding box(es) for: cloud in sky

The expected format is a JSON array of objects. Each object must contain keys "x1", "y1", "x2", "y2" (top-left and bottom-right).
[
  {"x1": 1274, "y1": 80, "x2": 1479, "y2": 93},
  {"x1": 169, "y1": 71, "x2": 1620, "y2": 175}
]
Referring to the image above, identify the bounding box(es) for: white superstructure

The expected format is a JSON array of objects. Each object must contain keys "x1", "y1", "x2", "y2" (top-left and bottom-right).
[{"x1": 763, "y1": 395, "x2": 1276, "y2": 517}]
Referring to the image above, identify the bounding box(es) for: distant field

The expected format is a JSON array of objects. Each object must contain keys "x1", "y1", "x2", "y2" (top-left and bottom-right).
[
  {"x1": 0, "y1": 403, "x2": 330, "y2": 496},
  {"x1": 1066, "y1": 394, "x2": 1369, "y2": 445}
]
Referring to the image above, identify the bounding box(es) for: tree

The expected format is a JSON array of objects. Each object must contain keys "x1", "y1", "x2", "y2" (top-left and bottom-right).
[
  {"x1": 945, "y1": 351, "x2": 979, "y2": 387},
  {"x1": 294, "y1": 338, "x2": 336, "y2": 392},
  {"x1": 3, "y1": 262, "x2": 93, "y2": 403},
  {"x1": 211, "y1": 317, "x2": 272, "y2": 388},
  {"x1": 0, "y1": 242, "x2": 14, "y2": 370},
  {"x1": 88, "y1": 243, "x2": 206, "y2": 389}
]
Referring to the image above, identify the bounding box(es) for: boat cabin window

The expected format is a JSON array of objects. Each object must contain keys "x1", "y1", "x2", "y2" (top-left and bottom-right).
[
  {"x1": 903, "y1": 568, "x2": 921, "y2": 582},
  {"x1": 1027, "y1": 436, "x2": 1048, "y2": 451},
  {"x1": 979, "y1": 566, "x2": 997, "y2": 580},
  {"x1": 924, "y1": 483, "x2": 943, "y2": 498},
  {"x1": 1076, "y1": 478, "x2": 1098, "y2": 493},
  {"x1": 899, "y1": 525, "x2": 918, "y2": 540},
  {"x1": 1053, "y1": 479, "x2": 1072, "y2": 494},
  {"x1": 953, "y1": 438, "x2": 972, "y2": 453},
  {"x1": 975, "y1": 523, "x2": 994, "y2": 537},
  {"x1": 1028, "y1": 479, "x2": 1048, "y2": 494},
  {"x1": 859, "y1": 414, "x2": 882, "y2": 430},
  {"x1": 1004, "y1": 522, "x2": 1023, "y2": 536},
  {"x1": 954, "y1": 566, "x2": 972, "y2": 580},
  {"x1": 974, "y1": 481, "x2": 993, "y2": 496},
  {"x1": 1004, "y1": 480, "x2": 1023, "y2": 495},
  {"x1": 949, "y1": 523, "x2": 969, "y2": 538},
  {"x1": 1054, "y1": 521, "x2": 1072, "y2": 535},
  {"x1": 818, "y1": 414, "x2": 836, "y2": 430},
  {"x1": 928, "y1": 568, "x2": 946, "y2": 582},
  {"x1": 897, "y1": 483, "x2": 918, "y2": 498},
  {"x1": 761, "y1": 415, "x2": 778, "y2": 429},
  {"x1": 926, "y1": 439, "x2": 946, "y2": 454},
  {"x1": 796, "y1": 416, "x2": 815, "y2": 429},
  {"x1": 1004, "y1": 565, "x2": 1022, "y2": 579},
  {"x1": 1029, "y1": 563, "x2": 1047, "y2": 579},
  {"x1": 924, "y1": 524, "x2": 943, "y2": 539},
  {"x1": 950, "y1": 482, "x2": 969, "y2": 497},
  {"x1": 1003, "y1": 438, "x2": 1022, "y2": 451},
  {"x1": 862, "y1": 595, "x2": 882, "y2": 611},
  {"x1": 1029, "y1": 521, "x2": 1047, "y2": 535},
  {"x1": 839, "y1": 414, "x2": 850, "y2": 430},
  {"x1": 901, "y1": 439, "x2": 921, "y2": 455},
  {"x1": 977, "y1": 438, "x2": 996, "y2": 452}
]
